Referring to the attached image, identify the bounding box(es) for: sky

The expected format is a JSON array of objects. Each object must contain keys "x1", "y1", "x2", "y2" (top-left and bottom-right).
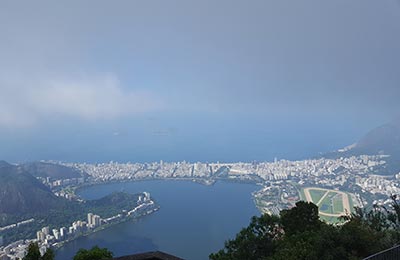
[{"x1": 0, "y1": 0, "x2": 399, "y2": 163}]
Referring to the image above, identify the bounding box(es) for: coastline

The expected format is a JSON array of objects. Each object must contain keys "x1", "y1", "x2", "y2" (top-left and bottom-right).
[
  {"x1": 73, "y1": 176, "x2": 263, "y2": 197},
  {"x1": 53, "y1": 206, "x2": 160, "y2": 251}
]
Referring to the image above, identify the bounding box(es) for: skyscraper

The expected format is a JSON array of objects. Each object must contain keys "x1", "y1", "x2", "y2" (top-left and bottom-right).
[
  {"x1": 60, "y1": 227, "x2": 67, "y2": 238},
  {"x1": 93, "y1": 215, "x2": 101, "y2": 227},
  {"x1": 41, "y1": 227, "x2": 50, "y2": 236},
  {"x1": 88, "y1": 213, "x2": 93, "y2": 227},
  {"x1": 36, "y1": 231, "x2": 45, "y2": 242}
]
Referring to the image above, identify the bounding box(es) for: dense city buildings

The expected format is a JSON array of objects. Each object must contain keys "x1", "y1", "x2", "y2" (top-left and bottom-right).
[
  {"x1": 60, "y1": 155, "x2": 397, "y2": 214},
  {"x1": 0, "y1": 154, "x2": 398, "y2": 259}
]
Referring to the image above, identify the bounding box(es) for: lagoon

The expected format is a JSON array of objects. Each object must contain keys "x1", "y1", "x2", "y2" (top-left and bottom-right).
[{"x1": 56, "y1": 180, "x2": 260, "y2": 260}]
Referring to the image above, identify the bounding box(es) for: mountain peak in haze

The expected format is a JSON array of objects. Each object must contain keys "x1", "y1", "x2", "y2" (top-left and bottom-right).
[
  {"x1": 341, "y1": 119, "x2": 400, "y2": 156},
  {"x1": 18, "y1": 161, "x2": 85, "y2": 180},
  {"x1": 0, "y1": 160, "x2": 12, "y2": 168},
  {"x1": 330, "y1": 118, "x2": 400, "y2": 174}
]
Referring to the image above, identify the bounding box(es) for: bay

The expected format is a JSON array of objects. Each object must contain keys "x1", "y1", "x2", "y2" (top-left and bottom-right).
[{"x1": 56, "y1": 180, "x2": 260, "y2": 260}]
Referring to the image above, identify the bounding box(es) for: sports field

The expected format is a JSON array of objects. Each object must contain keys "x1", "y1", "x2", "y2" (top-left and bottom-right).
[{"x1": 302, "y1": 187, "x2": 352, "y2": 218}]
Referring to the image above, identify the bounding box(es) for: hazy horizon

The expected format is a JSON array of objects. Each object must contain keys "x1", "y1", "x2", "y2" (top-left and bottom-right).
[{"x1": 1, "y1": 0, "x2": 399, "y2": 163}]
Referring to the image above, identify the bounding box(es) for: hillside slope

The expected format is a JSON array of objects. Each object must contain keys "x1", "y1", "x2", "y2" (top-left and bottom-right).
[
  {"x1": 18, "y1": 161, "x2": 85, "y2": 180},
  {"x1": 0, "y1": 162, "x2": 69, "y2": 215}
]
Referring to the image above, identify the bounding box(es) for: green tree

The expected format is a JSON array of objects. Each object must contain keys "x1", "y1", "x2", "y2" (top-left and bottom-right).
[
  {"x1": 209, "y1": 214, "x2": 281, "y2": 260},
  {"x1": 73, "y1": 246, "x2": 113, "y2": 260},
  {"x1": 42, "y1": 248, "x2": 55, "y2": 260},
  {"x1": 210, "y1": 198, "x2": 400, "y2": 260},
  {"x1": 23, "y1": 243, "x2": 41, "y2": 260},
  {"x1": 270, "y1": 224, "x2": 347, "y2": 260},
  {"x1": 270, "y1": 202, "x2": 345, "y2": 260},
  {"x1": 23, "y1": 243, "x2": 55, "y2": 260},
  {"x1": 338, "y1": 200, "x2": 399, "y2": 259},
  {"x1": 280, "y1": 201, "x2": 321, "y2": 236}
]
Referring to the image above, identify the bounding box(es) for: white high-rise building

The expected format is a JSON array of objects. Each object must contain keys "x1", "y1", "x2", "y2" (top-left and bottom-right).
[
  {"x1": 72, "y1": 222, "x2": 79, "y2": 231},
  {"x1": 36, "y1": 231, "x2": 45, "y2": 242},
  {"x1": 53, "y1": 230, "x2": 60, "y2": 240},
  {"x1": 41, "y1": 227, "x2": 50, "y2": 236},
  {"x1": 143, "y1": 192, "x2": 150, "y2": 202},
  {"x1": 93, "y1": 215, "x2": 101, "y2": 227},
  {"x1": 88, "y1": 213, "x2": 93, "y2": 227},
  {"x1": 60, "y1": 227, "x2": 67, "y2": 238}
]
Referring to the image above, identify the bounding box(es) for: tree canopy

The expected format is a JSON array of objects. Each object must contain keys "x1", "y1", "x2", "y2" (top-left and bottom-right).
[
  {"x1": 73, "y1": 246, "x2": 113, "y2": 260},
  {"x1": 210, "y1": 198, "x2": 400, "y2": 260},
  {"x1": 23, "y1": 243, "x2": 55, "y2": 260}
]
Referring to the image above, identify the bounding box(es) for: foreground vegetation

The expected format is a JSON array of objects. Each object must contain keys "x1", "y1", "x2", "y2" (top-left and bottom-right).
[
  {"x1": 210, "y1": 196, "x2": 400, "y2": 260},
  {"x1": 23, "y1": 244, "x2": 112, "y2": 260}
]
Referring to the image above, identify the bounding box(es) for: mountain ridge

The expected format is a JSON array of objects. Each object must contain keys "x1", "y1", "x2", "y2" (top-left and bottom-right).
[
  {"x1": 0, "y1": 163, "x2": 70, "y2": 216},
  {"x1": 325, "y1": 118, "x2": 400, "y2": 174},
  {"x1": 17, "y1": 161, "x2": 85, "y2": 180}
]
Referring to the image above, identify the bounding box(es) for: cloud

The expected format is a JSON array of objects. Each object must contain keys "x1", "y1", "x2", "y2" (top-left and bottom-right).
[
  {"x1": 0, "y1": 73, "x2": 162, "y2": 127},
  {"x1": 0, "y1": 0, "x2": 399, "y2": 129}
]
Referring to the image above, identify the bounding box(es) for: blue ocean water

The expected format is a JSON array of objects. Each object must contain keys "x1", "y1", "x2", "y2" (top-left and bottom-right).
[{"x1": 55, "y1": 180, "x2": 260, "y2": 260}]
